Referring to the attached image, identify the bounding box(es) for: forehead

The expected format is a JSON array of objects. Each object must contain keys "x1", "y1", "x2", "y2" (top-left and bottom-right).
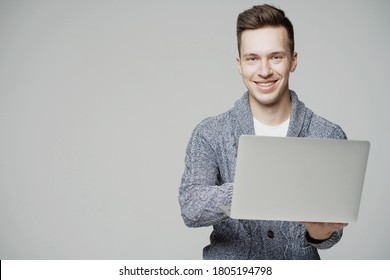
[{"x1": 240, "y1": 26, "x2": 289, "y2": 55}]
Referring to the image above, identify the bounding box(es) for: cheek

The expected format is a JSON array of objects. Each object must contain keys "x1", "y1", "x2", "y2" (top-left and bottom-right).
[
  {"x1": 272, "y1": 64, "x2": 291, "y2": 76},
  {"x1": 240, "y1": 66, "x2": 255, "y2": 79}
]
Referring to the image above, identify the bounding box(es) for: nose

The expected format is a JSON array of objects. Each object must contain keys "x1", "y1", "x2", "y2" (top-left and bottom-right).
[{"x1": 257, "y1": 60, "x2": 272, "y2": 78}]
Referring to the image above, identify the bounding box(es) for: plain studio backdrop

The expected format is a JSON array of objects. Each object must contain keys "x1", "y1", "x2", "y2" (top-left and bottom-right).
[{"x1": 0, "y1": 0, "x2": 389, "y2": 259}]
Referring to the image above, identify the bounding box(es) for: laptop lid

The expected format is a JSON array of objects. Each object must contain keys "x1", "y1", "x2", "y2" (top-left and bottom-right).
[{"x1": 226, "y1": 135, "x2": 370, "y2": 223}]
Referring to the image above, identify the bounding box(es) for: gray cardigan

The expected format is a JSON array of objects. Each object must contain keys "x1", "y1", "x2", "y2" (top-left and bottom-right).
[{"x1": 179, "y1": 91, "x2": 347, "y2": 259}]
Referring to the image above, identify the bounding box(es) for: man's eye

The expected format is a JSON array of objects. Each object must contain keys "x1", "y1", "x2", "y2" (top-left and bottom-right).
[
  {"x1": 246, "y1": 57, "x2": 258, "y2": 64},
  {"x1": 272, "y1": 55, "x2": 283, "y2": 61}
]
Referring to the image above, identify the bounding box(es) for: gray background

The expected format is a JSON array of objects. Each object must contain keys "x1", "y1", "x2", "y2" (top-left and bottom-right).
[{"x1": 0, "y1": 0, "x2": 389, "y2": 259}]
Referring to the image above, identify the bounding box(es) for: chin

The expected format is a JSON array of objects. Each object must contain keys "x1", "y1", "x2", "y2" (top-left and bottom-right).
[{"x1": 251, "y1": 92, "x2": 280, "y2": 106}]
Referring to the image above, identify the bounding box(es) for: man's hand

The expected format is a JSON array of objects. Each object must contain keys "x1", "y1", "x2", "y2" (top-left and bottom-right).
[{"x1": 299, "y1": 222, "x2": 348, "y2": 241}]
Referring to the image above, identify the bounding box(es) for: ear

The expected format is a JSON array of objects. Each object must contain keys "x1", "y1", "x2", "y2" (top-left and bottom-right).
[
  {"x1": 290, "y1": 51, "x2": 298, "y2": 72},
  {"x1": 236, "y1": 56, "x2": 243, "y2": 76}
]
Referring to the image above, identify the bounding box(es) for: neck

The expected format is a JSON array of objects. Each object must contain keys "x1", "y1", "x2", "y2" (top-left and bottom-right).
[{"x1": 249, "y1": 92, "x2": 291, "y2": 126}]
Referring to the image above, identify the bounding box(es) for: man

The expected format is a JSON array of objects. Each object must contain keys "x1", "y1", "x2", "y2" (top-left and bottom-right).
[{"x1": 179, "y1": 4, "x2": 347, "y2": 260}]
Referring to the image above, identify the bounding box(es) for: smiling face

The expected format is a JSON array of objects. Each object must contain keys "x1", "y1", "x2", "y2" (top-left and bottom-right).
[{"x1": 237, "y1": 26, "x2": 297, "y2": 116}]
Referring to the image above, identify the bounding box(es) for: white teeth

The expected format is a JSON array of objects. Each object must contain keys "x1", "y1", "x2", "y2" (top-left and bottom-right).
[{"x1": 258, "y1": 82, "x2": 274, "y2": 87}]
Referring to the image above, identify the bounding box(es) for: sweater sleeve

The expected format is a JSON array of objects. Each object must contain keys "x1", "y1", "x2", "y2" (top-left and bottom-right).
[
  {"x1": 305, "y1": 228, "x2": 343, "y2": 250},
  {"x1": 330, "y1": 125, "x2": 347, "y2": 140},
  {"x1": 179, "y1": 124, "x2": 233, "y2": 228},
  {"x1": 304, "y1": 121, "x2": 347, "y2": 249}
]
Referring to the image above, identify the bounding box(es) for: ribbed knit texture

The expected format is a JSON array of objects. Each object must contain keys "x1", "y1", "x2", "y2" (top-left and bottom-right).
[{"x1": 179, "y1": 91, "x2": 347, "y2": 259}]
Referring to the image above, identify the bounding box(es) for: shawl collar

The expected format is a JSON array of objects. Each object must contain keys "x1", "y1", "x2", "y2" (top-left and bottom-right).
[
  {"x1": 232, "y1": 92, "x2": 255, "y2": 136},
  {"x1": 232, "y1": 90, "x2": 311, "y2": 137},
  {"x1": 287, "y1": 90, "x2": 311, "y2": 137}
]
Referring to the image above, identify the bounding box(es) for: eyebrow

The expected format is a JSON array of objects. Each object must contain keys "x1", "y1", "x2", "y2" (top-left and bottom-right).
[{"x1": 242, "y1": 51, "x2": 287, "y2": 58}]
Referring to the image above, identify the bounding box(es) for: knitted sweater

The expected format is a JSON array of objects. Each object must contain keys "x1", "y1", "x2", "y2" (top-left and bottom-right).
[{"x1": 179, "y1": 91, "x2": 347, "y2": 260}]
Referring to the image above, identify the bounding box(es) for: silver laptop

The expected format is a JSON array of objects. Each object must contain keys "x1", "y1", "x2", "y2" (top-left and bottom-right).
[{"x1": 220, "y1": 135, "x2": 370, "y2": 223}]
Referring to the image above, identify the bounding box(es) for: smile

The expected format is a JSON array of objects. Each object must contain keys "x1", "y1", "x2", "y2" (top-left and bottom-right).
[
  {"x1": 258, "y1": 82, "x2": 274, "y2": 87},
  {"x1": 254, "y1": 80, "x2": 277, "y2": 88}
]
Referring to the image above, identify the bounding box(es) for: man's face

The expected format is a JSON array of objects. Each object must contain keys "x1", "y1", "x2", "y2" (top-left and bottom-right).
[{"x1": 237, "y1": 26, "x2": 297, "y2": 108}]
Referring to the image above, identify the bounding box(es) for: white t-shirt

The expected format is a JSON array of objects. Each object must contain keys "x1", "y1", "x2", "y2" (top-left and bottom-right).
[{"x1": 253, "y1": 117, "x2": 290, "y2": 137}]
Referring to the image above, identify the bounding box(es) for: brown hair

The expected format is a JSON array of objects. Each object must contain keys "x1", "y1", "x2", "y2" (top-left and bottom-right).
[{"x1": 236, "y1": 4, "x2": 295, "y2": 56}]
